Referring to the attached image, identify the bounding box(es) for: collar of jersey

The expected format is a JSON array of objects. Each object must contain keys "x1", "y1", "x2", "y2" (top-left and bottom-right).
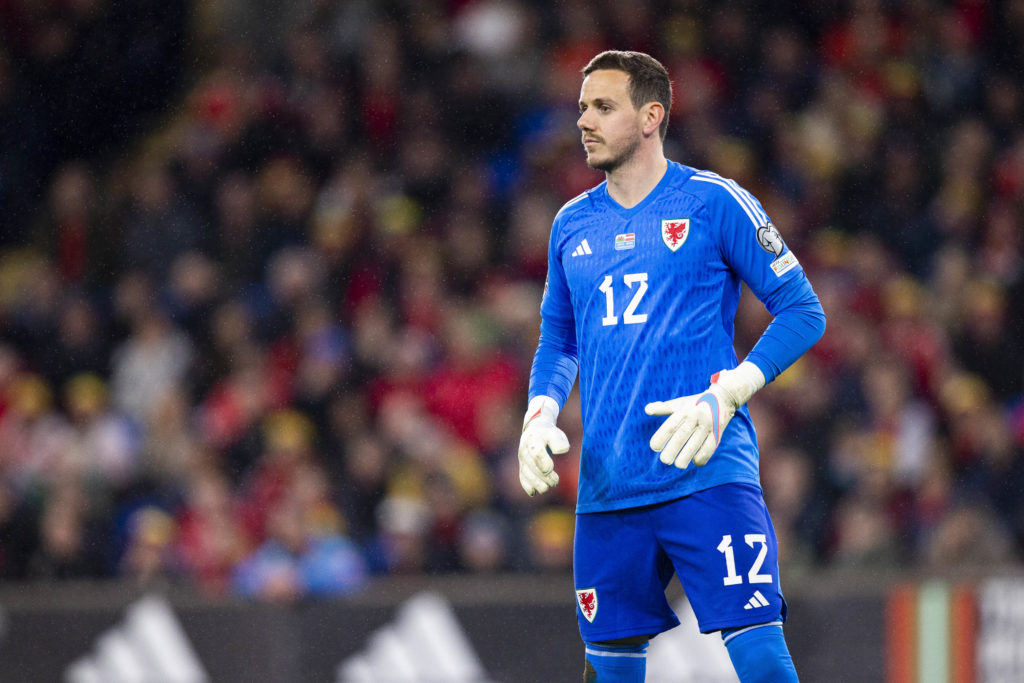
[{"x1": 598, "y1": 161, "x2": 679, "y2": 218}]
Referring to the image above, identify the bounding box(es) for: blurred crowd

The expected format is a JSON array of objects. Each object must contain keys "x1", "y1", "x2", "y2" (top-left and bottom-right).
[{"x1": 0, "y1": 0, "x2": 1023, "y2": 601}]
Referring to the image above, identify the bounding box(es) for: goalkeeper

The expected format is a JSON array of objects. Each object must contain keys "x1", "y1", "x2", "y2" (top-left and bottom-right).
[{"x1": 520, "y1": 50, "x2": 826, "y2": 682}]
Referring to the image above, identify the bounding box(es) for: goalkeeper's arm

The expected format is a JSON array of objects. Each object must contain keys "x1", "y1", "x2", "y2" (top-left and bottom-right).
[
  {"x1": 646, "y1": 277, "x2": 825, "y2": 468},
  {"x1": 521, "y1": 305, "x2": 579, "y2": 496}
]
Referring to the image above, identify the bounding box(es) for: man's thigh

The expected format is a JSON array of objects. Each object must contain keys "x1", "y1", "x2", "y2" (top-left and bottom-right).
[
  {"x1": 573, "y1": 506, "x2": 680, "y2": 642},
  {"x1": 654, "y1": 482, "x2": 787, "y2": 633}
]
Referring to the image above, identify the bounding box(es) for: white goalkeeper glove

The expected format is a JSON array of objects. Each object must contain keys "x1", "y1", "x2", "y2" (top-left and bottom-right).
[
  {"x1": 518, "y1": 395, "x2": 569, "y2": 496},
  {"x1": 644, "y1": 361, "x2": 766, "y2": 469}
]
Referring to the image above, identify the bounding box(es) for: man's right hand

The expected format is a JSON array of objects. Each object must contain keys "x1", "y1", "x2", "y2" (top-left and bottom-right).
[{"x1": 518, "y1": 396, "x2": 569, "y2": 496}]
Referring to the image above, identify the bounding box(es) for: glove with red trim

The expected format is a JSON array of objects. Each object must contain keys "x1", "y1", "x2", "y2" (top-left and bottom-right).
[
  {"x1": 517, "y1": 395, "x2": 569, "y2": 496},
  {"x1": 644, "y1": 361, "x2": 766, "y2": 469}
]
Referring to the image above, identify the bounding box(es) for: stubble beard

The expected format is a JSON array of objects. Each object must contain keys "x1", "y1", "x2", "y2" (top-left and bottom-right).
[{"x1": 585, "y1": 133, "x2": 642, "y2": 173}]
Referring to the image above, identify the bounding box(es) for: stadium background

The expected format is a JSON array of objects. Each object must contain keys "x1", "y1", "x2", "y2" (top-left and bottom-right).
[{"x1": 1, "y1": 0, "x2": 1024, "y2": 681}]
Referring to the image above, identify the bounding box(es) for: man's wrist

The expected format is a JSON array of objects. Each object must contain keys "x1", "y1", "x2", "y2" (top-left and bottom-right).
[
  {"x1": 523, "y1": 395, "x2": 560, "y2": 431},
  {"x1": 712, "y1": 361, "x2": 766, "y2": 407}
]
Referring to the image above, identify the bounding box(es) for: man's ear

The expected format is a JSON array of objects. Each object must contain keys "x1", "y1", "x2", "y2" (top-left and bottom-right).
[{"x1": 641, "y1": 102, "x2": 665, "y2": 138}]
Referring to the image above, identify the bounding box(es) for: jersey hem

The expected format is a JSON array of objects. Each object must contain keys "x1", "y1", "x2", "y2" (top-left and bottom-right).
[{"x1": 574, "y1": 473, "x2": 763, "y2": 514}]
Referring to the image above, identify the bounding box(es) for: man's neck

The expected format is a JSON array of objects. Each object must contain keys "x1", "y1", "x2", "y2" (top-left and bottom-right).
[{"x1": 605, "y1": 150, "x2": 668, "y2": 209}]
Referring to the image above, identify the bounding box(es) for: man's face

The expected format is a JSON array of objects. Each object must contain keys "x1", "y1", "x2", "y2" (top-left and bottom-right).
[{"x1": 577, "y1": 69, "x2": 643, "y2": 172}]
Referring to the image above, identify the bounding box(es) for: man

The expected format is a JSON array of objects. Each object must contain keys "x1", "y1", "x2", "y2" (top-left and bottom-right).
[{"x1": 518, "y1": 50, "x2": 826, "y2": 682}]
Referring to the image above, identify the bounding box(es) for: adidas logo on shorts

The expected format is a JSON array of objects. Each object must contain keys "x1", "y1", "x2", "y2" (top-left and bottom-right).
[{"x1": 744, "y1": 590, "x2": 770, "y2": 610}]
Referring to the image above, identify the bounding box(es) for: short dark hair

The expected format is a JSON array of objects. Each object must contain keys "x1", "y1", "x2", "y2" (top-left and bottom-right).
[{"x1": 582, "y1": 51, "x2": 672, "y2": 140}]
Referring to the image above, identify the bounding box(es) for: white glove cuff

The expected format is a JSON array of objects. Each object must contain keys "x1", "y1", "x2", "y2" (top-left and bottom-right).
[
  {"x1": 714, "y1": 361, "x2": 767, "y2": 407},
  {"x1": 523, "y1": 395, "x2": 560, "y2": 430}
]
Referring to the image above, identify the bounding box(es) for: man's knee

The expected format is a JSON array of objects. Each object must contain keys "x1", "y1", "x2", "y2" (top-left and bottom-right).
[
  {"x1": 596, "y1": 635, "x2": 651, "y2": 647},
  {"x1": 582, "y1": 636, "x2": 651, "y2": 682},
  {"x1": 722, "y1": 623, "x2": 798, "y2": 683}
]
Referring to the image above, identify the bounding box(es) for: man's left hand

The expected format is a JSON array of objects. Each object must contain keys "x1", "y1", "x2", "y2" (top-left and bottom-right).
[{"x1": 644, "y1": 362, "x2": 766, "y2": 469}]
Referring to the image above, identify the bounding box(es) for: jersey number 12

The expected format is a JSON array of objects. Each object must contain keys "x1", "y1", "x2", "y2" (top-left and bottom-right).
[
  {"x1": 717, "y1": 534, "x2": 772, "y2": 586},
  {"x1": 599, "y1": 273, "x2": 649, "y2": 326}
]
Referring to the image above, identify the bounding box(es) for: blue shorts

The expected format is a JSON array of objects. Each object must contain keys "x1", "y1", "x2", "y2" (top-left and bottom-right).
[{"x1": 573, "y1": 483, "x2": 787, "y2": 641}]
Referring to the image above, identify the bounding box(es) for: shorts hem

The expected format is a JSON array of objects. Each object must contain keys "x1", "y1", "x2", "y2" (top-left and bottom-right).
[
  {"x1": 697, "y1": 612, "x2": 786, "y2": 635},
  {"x1": 580, "y1": 618, "x2": 680, "y2": 642}
]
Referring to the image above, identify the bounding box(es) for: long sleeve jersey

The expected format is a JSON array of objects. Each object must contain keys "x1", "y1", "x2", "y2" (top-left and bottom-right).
[{"x1": 529, "y1": 161, "x2": 826, "y2": 513}]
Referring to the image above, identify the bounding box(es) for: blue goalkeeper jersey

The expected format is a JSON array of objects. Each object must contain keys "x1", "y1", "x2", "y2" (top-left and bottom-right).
[{"x1": 529, "y1": 161, "x2": 823, "y2": 513}]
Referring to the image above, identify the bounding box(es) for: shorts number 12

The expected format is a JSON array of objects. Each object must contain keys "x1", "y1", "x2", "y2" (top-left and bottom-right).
[{"x1": 717, "y1": 534, "x2": 772, "y2": 586}]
